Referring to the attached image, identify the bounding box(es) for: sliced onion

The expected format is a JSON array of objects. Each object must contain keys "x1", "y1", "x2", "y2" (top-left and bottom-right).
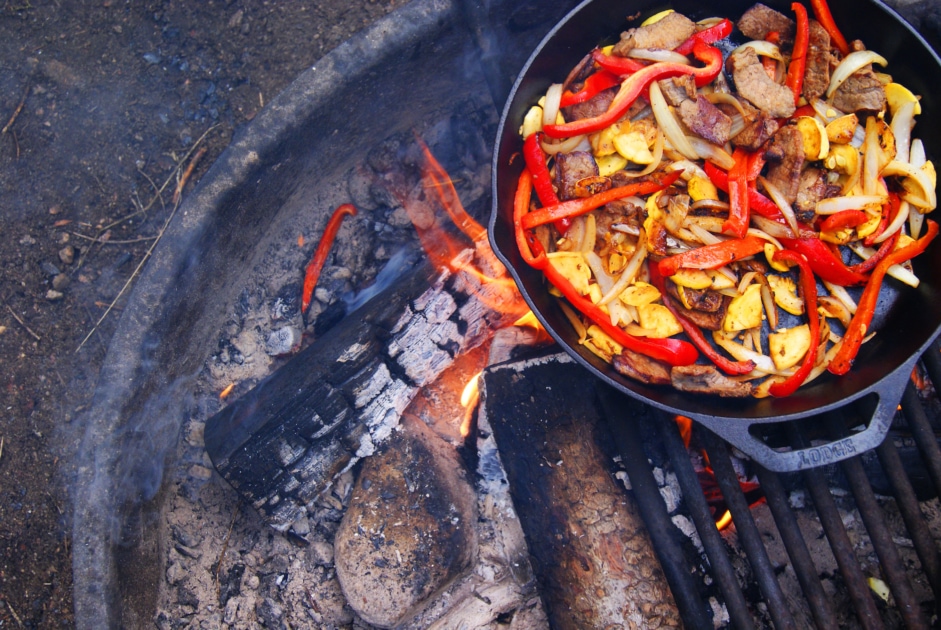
[
  {"x1": 747, "y1": 227, "x2": 783, "y2": 250},
  {"x1": 814, "y1": 194, "x2": 886, "y2": 214},
  {"x1": 543, "y1": 82, "x2": 563, "y2": 129},
  {"x1": 685, "y1": 215, "x2": 727, "y2": 235},
  {"x1": 628, "y1": 48, "x2": 691, "y2": 64},
  {"x1": 751, "y1": 215, "x2": 795, "y2": 239},
  {"x1": 610, "y1": 223, "x2": 641, "y2": 236},
  {"x1": 581, "y1": 213, "x2": 597, "y2": 253},
  {"x1": 667, "y1": 159, "x2": 709, "y2": 181},
  {"x1": 909, "y1": 202, "x2": 925, "y2": 238},
  {"x1": 713, "y1": 331, "x2": 779, "y2": 373},
  {"x1": 558, "y1": 301, "x2": 588, "y2": 342},
  {"x1": 541, "y1": 134, "x2": 587, "y2": 155},
  {"x1": 731, "y1": 40, "x2": 784, "y2": 62},
  {"x1": 823, "y1": 281, "x2": 858, "y2": 315},
  {"x1": 847, "y1": 241, "x2": 920, "y2": 287},
  {"x1": 758, "y1": 176, "x2": 800, "y2": 237},
  {"x1": 890, "y1": 100, "x2": 916, "y2": 165},
  {"x1": 687, "y1": 222, "x2": 723, "y2": 245},
  {"x1": 690, "y1": 198, "x2": 731, "y2": 212},
  {"x1": 818, "y1": 296, "x2": 852, "y2": 328},
  {"x1": 649, "y1": 81, "x2": 699, "y2": 160},
  {"x1": 688, "y1": 137, "x2": 734, "y2": 170},
  {"x1": 872, "y1": 200, "x2": 910, "y2": 244},
  {"x1": 882, "y1": 160, "x2": 937, "y2": 210},
  {"x1": 703, "y1": 92, "x2": 750, "y2": 120},
  {"x1": 862, "y1": 117, "x2": 893, "y2": 196},
  {"x1": 737, "y1": 270, "x2": 758, "y2": 294},
  {"x1": 727, "y1": 112, "x2": 747, "y2": 138},
  {"x1": 810, "y1": 98, "x2": 845, "y2": 123},
  {"x1": 910, "y1": 138, "x2": 927, "y2": 167},
  {"x1": 600, "y1": 229, "x2": 648, "y2": 305},
  {"x1": 826, "y1": 50, "x2": 889, "y2": 98}
]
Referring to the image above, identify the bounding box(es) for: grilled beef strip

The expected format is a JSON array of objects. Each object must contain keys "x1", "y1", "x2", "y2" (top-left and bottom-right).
[
  {"x1": 831, "y1": 67, "x2": 887, "y2": 113},
  {"x1": 563, "y1": 86, "x2": 618, "y2": 122},
  {"x1": 671, "y1": 364, "x2": 755, "y2": 397},
  {"x1": 679, "y1": 95, "x2": 732, "y2": 145},
  {"x1": 803, "y1": 21, "x2": 833, "y2": 102},
  {"x1": 764, "y1": 124, "x2": 806, "y2": 203},
  {"x1": 613, "y1": 348, "x2": 672, "y2": 385},
  {"x1": 612, "y1": 11, "x2": 697, "y2": 56},
  {"x1": 555, "y1": 151, "x2": 600, "y2": 200},
  {"x1": 657, "y1": 75, "x2": 696, "y2": 107},
  {"x1": 737, "y1": 3, "x2": 795, "y2": 44},
  {"x1": 728, "y1": 47, "x2": 797, "y2": 118},
  {"x1": 795, "y1": 167, "x2": 841, "y2": 218},
  {"x1": 664, "y1": 294, "x2": 729, "y2": 332}
]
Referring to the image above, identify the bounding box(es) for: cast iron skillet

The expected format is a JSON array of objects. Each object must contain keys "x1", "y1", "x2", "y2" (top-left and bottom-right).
[{"x1": 490, "y1": 0, "x2": 941, "y2": 471}]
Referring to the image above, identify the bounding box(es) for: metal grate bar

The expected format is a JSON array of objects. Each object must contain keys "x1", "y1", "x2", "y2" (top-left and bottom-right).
[
  {"x1": 826, "y1": 415, "x2": 931, "y2": 629},
  {"x1": 656, "y1": 413, "x2": 754, "y2": 630},
  {"x1": 755, "y1": 465, "x2": 840, "y2": 629},
  {"x1": 901, "y1": 381, "x2": 941, "y2": 500},
  {"x1": 700, "y1": 429, "x2": 797, "y2": 630},
  {"x1": 598, "y1": 387, "x2": 714, "y2": 630}
]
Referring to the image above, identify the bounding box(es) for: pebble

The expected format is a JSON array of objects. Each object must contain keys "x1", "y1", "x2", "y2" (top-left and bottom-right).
[
  {"x1": 52, "y1": 273, "x2": 71, "y2": 291},
  {"x1": 58, "y1": 245, "x2": 75, "y2": 264},
  {"x1": 19, "y1": 235, "x2": 36, "y2": 246},
  {"x1": 188, "y1": 464, "x2": 213, "y2": 480},
  {"x1": 41, "y1": 261, "x2": 61, "y2": 276},
  {"x1": 46, "y1": 290, "x2": 64, "y2": 301}
]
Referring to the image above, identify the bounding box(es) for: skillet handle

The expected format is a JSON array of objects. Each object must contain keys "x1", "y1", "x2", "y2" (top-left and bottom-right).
[{"x1": 691, "y1": 357, "x2": 916, "y2": 473}]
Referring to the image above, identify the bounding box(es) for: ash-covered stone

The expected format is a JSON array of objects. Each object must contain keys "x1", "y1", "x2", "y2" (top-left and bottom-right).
[{"x1": 334, "y1": 415, "x2": 477, "y2": 628}]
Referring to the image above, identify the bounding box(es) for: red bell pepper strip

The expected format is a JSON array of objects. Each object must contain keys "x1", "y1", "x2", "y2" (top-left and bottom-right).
[
  {"x1": 778, "y1": 236, "x2": 870, "y2": 285},
  {"x1": 673, "y1": 18, "x2": 733, "y2": 56},
  {"x1": 768, "y1": 249, "x2": 819, "y2": 396},
  {"x1": 819, "y1": 209, "x2": 868, "y2": 233},
  {"x1": 746, "y1": 148, "x2": 767, "y2": 181},
  {"x1": 522, "y1": 132, "x2": 571, "y2": 233},
  {"x1": 544, "y1": 42, "x2": 723, "y2": 138},
  {"x1": 785, "y1": 2, "x2": 810, "y2": 106},
  {"x1": 521, "y1": 170, "x2": 681, "y2": 230},
  {"x1": 724, "y1": 148, "x2": 751, "y2": 238},
  {"x1": 829, "y1": 220, "x2": 938, "y2": 375},
  {"x1": 809, "y1": 0, "x2": 851, "y2": 56},
  {"x1": 302, "y1": 203, "x2": 357, "y2": 315},
  {"x1": 864, "y1": 192, "x2": 900, "y2": 247},
  {"x1": 761, "y1": 31, "x2": 781, "y2": 79},
  {"x1": 704, "y1": 161, "x2": 785, "y2": 221},
  {"x1": 658, "y1": 234, "x2": 766, "y2": 277},
  {"x1": 590, "y1": 49, "x2": 648, "y2": 76},
  {"x1": 850, "y1": 229, "x2": 900, "y2": 275},
  {"x1": 513, "y1": 168, "x2": 546, "y2": 268},
  {"x1": 649, "y1": 266, "x2": 755, "y2": 375},
  {"x1": 559, "y1": 70, "x2": 621, "y2": 107}
]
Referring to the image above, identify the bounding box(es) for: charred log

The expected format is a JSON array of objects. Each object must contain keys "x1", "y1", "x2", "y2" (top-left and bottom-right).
[
  {"x1": 205, "y1": 244, "x2": 525, "y2": 531},
  {"x1": 480, "y1": 352, "x2": 681, "y2": 629}
]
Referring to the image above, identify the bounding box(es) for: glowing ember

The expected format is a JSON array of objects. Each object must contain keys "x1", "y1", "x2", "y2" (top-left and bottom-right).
[
  {"x1": 219, "y1": 383, "x2": 235, "y2": 400},
  {"x1": 459, "y1": 372, "x2": 482, "y2": 438}
]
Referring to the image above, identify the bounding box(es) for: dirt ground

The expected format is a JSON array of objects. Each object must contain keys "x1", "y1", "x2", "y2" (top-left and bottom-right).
[{"x1": 0, "y1": 1, "x2": 401, "y2": 627}]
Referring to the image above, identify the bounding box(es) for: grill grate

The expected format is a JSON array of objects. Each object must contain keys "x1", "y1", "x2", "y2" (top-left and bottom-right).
[{"x1": 605, "y1": 338, "x2": 941, "y2": 628}]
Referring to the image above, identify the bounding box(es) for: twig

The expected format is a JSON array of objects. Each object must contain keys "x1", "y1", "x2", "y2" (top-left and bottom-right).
[
  {"x1": 6, "y1": 304, "x2": 40, "y2": 341},
  {"x1": 214, "y1": 502, "x2": 241, "y2": 601},
  {"x1": 0, "y1": 435, "x2": 4, "y2": 463},
  {"x1": 6, "y1": 599, "x2": 23, "y2": 627},
  {"x1": 1, "y1": 80, "x2": 29, "y2": 135},
  {"x1": 70, "y1": 232, "x2": 158, "y2": 245},
  {"x1": 172, "y1": 145, "x2": 208, "y2": 205}
]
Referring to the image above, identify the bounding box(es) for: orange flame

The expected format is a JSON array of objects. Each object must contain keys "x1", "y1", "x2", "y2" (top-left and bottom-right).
[
  {"x1": 675, "y1": 415, "x2": 694, "y2": 448},
  {"x1": 715, "y1": 510, "x2": 733, "y2": 530},
  {"x1": 459, "y1": 371, "x2": 482, "y2": 438}
]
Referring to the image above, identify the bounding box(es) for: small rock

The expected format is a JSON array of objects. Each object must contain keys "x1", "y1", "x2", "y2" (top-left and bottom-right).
[
  {"x1": 41, "y1": 261, "x2": 61, "y2": 276},
  {"x1": 265, "y1": 326, "x2": 300, "y2": 356},
  {"x1": 58, "y1": 245, "x2": 75, "y2": 265},
  {"x1": 45, "y1": 290, "x2": 64, "y2": 301},
  {"x1": 20, "y1": 235, "x2": 36, "y2": 246},
  {"x1": 256, "y1": 598, "x2": 283, "y2": 628},
  {"x1": 188, "y1": 464, "x2": 213, "y2": 480},
  {"x1": 185, "y1": 421, "x2": 205, "y2": 447},
  {"x1": 307, "y1": 540, "x2": 334, "y2": 567},
  {"x1": 52, "y1": 273, "x2": 71, "y2": 291},
  {"x1": 143, "y1": 52, "x2": 161, "y2": 64},
  {"x1": 334, "y1": 416, "x2": 478, "y2": 628}
]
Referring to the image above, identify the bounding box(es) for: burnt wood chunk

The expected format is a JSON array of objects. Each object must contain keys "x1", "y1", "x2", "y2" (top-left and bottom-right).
[
  {"x1": 205, "y1": 245, "x2": 525, "y2": 531},
  {"x1": 481, "y1": 352, "x2": 681, "y2": 629}
]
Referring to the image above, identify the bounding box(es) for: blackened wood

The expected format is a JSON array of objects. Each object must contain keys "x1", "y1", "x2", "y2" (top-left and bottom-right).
[
  {"x1": 205, "y1": 244, "x2": 525, "y2": 531},
  {"x1": 481, "y1": 352, "x2": 681, "y2": 629},
  {"x1": 596, "y1": 385, "x2": 714, "y2": 630}
]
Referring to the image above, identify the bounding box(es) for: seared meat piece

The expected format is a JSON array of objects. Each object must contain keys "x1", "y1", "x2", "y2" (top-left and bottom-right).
[
  {"x1": 679, "y1": 96, "x2": 732, "y2": 145},
  {"x1": 664, "y1": 294, "x2": 729, "y2": 331},
  {"x1": 555, "y1": 151, "x2": 599, "y2": 200},
  {"x1": 731, "y1": 258, "x2": 769, "y2": 275},
  {"x1": 563, "y1": 86, "x2": 618, "y2": 122},
  {"x1": 612, "y1": 11, "x2": 697, "y2": 56},
  {"x1": 598, "y1": 198, "x2": 644, "y2": 231},
  {"x1": 613, "y1": 348, "x2": 672, "y2": 385},
  {"x1": 737, "y1": 3, "x2": 795, "y2": 43},
  {"x1": 803, "y1": 21, "x2": 833, "y2": 101},
  {"x1": 764, "y1": 124, "x2": 806, "y2": 203},
  {"x1": 728, "y1": 47, "x2": 796, "y2": 118},
  {"x1": 671, "y1": 364, "x2": 755, "y2": 397},
  {"x1": 795, "y1": 167, "x2": 841, "y2": 216},
  {"x1": 831, "y1": 67, "x2": 887, "y2": 113},
  {"x1": 657, "y1": 75, "x2": 696, "y2": 106},
  {"x1": 732, "y1": 112, "x2": 780, "y2": 151}
]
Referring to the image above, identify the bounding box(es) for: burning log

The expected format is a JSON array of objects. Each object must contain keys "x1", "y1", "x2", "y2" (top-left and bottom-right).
[
  {"x1": 480, "y1": 351, "x2": 682, "y2": 628},
  {"x1": 205, "y1": 240, "x2": 526, "y2": 532}
]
